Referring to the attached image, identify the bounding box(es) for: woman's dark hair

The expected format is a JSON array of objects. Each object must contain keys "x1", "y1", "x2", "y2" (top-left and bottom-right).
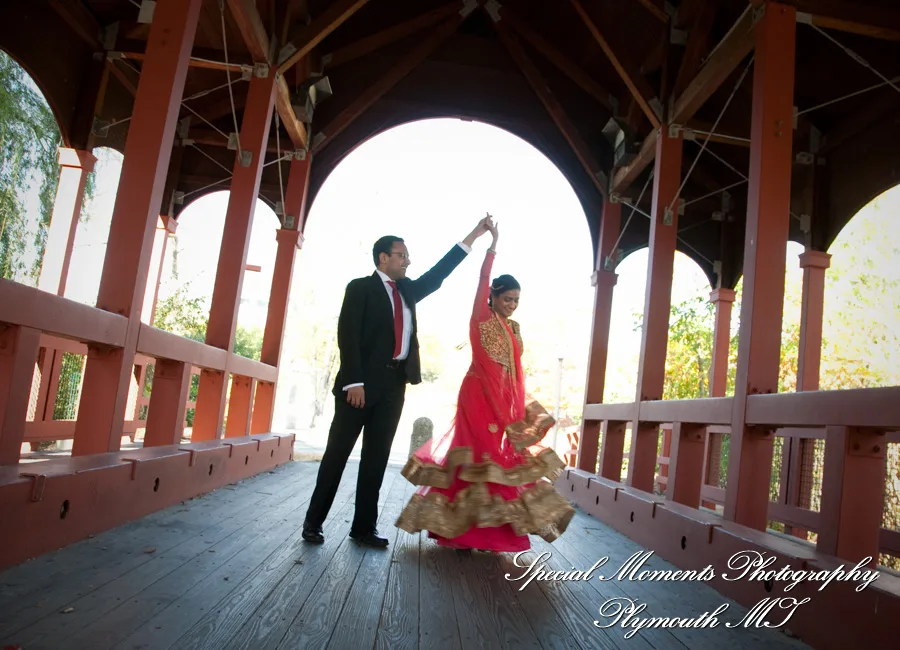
[
  {"x1": 489, "y1": 274, "x2": 521, "y2": 307},
  {"x1": 373, "y1": 236, "x2": 404, "y2": 266}
]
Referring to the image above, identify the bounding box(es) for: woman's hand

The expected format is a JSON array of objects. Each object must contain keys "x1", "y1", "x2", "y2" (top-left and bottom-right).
[{"x1": 487, "y1": 220, "x2": 499, "y2": 249}]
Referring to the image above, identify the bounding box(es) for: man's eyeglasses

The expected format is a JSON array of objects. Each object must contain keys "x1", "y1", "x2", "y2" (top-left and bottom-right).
[{"x1": 389, "y1": 252, "x2": 410, "y2": 260}]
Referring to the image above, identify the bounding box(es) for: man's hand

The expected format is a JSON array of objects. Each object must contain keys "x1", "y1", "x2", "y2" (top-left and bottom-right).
[
  {"x1": 462, "y1": 213, "x2": 494, "y2": 247},
  {"x1": 346, "y1": 386, "x2": 365, "y2": 409}
]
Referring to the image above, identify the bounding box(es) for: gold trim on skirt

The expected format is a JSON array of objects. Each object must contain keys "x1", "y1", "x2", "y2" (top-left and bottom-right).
[
  {"x1": 401, "y1": 446, "x2": 566, "y2": 489},
  {"x1": 395, "y1": 480, "x2": 575, "y2": 542}
]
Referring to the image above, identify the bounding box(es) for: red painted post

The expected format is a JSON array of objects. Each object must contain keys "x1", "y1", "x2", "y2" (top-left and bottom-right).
[
  {"x1": 141, "y1": 216, "x2": 177, "y2": 326},
  {"x1": 73, "y1": 0, "x2": 203, "y2": 456},
  {"x1": 666, "y1": 422, "x2": 706, "y2": 507},
  {"x1": 0, "y1": 326, "x2": 41, "y2": 464},
  {"x1": 709, "y1": 288, "x2": 736, "y2": 397},
  {"x1": 224, "y1": 375, "x2": 255, "y2": 438},
  {"x1": 628, "y1": 127, "x2": 683, "y2": 492},
  {"x1": 143, "y1": 359, "x2": 192, "y2": 447},
  {"x1": 817, "y1": 426, "x2": 886, "y2": 564},
  {"x1": 703, "y1": 288, "x2": 735, "y2": 508},
  {"x1": 724, "y1": 1, "x2": 797, "y2": 529},
  {"x1": 578, "y1": 199, "x2": 621, "y2": 473},
  {"x1": 39, "y1": 148, "x2": 97, "y2": 297},
  {"x1": 193, "y1": 71, "x2": 277, "y2": 440},
  {"x1": 598, "y1": 420, "x2": 627, "y2": 481},
  {"x1": 250, "y1": 157, "x2": 310, "y2": 434},
  {"x1": 784, "y1": 249, "x2": 831, "y2": 536}
]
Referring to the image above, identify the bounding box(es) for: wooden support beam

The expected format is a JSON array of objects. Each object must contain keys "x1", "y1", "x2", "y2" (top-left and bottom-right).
[
  {"x1": 187, "y1": 128, "x2": 285, "y2": 154},
  {"x1": 495, "y1": 22, "x2": 607, "y2": 199},
  {"x1": 792, "y1": 0, "x2": 900, "y2": 41},
  {"x1": 611, "y1": 128, "x2": 658, "y2": 195},
  {"x1": 226, "y1": 0, "x2": 270, "y2": 61},
  {"x1": 312, "y1": 16, "x2": 464, "y2": 154},
  {"x1": 48, "y1": 0, "x2": 102, "y2": 50},
  {"x1": 278, "y1": 0, "x2": 372, "y2": 73},
  {"x1": 324, "y1": 2, "x2": 460, "y2": 69},
  {"x1": 226, "y1": 0, "x2": 308, "y2": 149},
  {"x1": 630, "y1": 0, "x2": 669, "y2": 24},
  {"x1": 612, "y1": 6, "x2": 756, "y2": 193},
  {"x1": 670, "y1": 6, "x2": 755, "y2": 126},
  {"x1": 120, "y1": 51, "x2": 245, "y2": 73},
  {"x1": 109, "y1": 59, "x2": 138, "y2": 96},
  {"x1": 500, "y1": 7, "x2": 616, "y2": 112},
  {"x1": 570, "y1": 0, "x2": 662, "y2": 128},
  {"x1": 672, "y1": 0, "x2": 718, "y2": 101}
]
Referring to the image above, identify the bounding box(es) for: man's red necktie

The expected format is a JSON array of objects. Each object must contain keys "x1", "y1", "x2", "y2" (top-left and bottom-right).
[{"x1": 387, "y1": 281, "x2": 403, "y2": 358}]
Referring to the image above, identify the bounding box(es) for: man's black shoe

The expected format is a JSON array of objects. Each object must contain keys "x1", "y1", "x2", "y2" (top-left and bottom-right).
[
  {"x1": 302, "y1": 524, "x2": 324, "y2": 544},
  {"x1": 349, "y1": 530, "x2": 389, "y2": 548}
]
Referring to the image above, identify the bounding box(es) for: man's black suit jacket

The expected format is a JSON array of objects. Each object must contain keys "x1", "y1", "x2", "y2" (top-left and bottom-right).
[{"x1": 332, "y1": 245, "x2": 468, "y2": 403}]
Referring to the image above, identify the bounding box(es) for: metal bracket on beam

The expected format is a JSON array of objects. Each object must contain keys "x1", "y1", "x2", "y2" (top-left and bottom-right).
[
  {"x1": 227, "y1": 133, "x2": 239, "y2": 150},
  {"x1": 311, "y1": 131, "x2": 326, "y2": 150},
  {"x1": 609, "y1": 192, "x2": 629, "y2": 205},
  {"x1": 800, "y1": 213, "x2": 811, "y2": 234},
  {"x1": 670, "y1": 26, "x2": 687, "y2": 46},
  {"x1": 106, "y1": 51, "x2": 124, "y2": 61},
  {"x1": 713, "y1": 260, "x2": 722, "y2": 277},
  {"x1": 796, "y1": 11, "x2": 813, "y2": 25},
  {"x1": 663, "y1": 205, "x2": 675, "y2": 225},
  {"x1": 484, "y1": 0, "x2": 502, "y2": 21},
  {"x1": 238, "y1": 150, "x2": 252, "y2": 167},
  {"x1": 173, "y1": 191, "x2": 185, "y2": 205},
  {"x1": 91, "y1": 118, "x2": 111, "y2": 138},
  {"x1": 240, "y1": 65, "x2": 254, "y2": 81},
  {"x1": 101, "y1": 22, "x2": 119, "y2": 50},
  {"x1": 275, "y1": 201, "x2": 284, "y2": 216},
  {"x1": 668, "y1": 123, "x2": 683, "y2": 139},
  {"x1": 283, "y1": 214, "x2": 296, "y2": 229},
  {"x1": 178, "y1": 117, "x2": 191, "y2": 139},
  {"x1": 137, "y1": 0, "x2": 156, "y2": 24},
  {"x1": 180, "y1": 138, "x2": 195, "y2": 146},
  {"x1": 293, "y1": 149, "x2": 307, "y2": 161},
  {"x1": 795, "y1": 151, "x2": 814, "y2": 165},
  {"x1": 711, "y1": 211, "x2": 725, "y2": 222},
  {"x1": 677, "y1": 198, "x2": 685, "y2": 216},
  {"x1": 751, "y1": 3, "x2": 766, "y2": 27},
  {"x1": 278, "y1": 43, "x2": 297, "y2": 66},
  {"x1": 254, "y1": 63, "x2": 270, "y2": 79},
  {"x1": 460, "y1": 0, "x2": 479, "y2": 17}
]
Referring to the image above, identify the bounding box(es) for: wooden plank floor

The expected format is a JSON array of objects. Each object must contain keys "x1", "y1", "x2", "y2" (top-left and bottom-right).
[{"x1": 0, "y1": 460, "x2": 813, "y2": 650}]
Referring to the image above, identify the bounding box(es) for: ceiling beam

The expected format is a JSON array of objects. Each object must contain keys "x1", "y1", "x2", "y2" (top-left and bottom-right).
[
  {"x1": 612, "y1": 6, "x2": 756, "y2": 194},
  {"x1": 820, "y1": 90, "x2": 900, "y2": 155},
  {"x1": 790, "y1": 0, "x2": 900, "y2": 41},
  {"x1": 670, "y1": 6, "x2": 755, "y2": 127},
  {"x1": 278, "y1": 0, "x2": 372, "y2": 74},
  {"x1": 225, "y1": 0, "x2": 308, "y2": 149},
  {"x1": 500, "y1": 6, "x2": 617, "y2": 113},
  {"x1": 311, "y1": 15, "x2": 465, "y2": 155},
  {"x1": 610, "y1": 129, "x2": 657, "y2": 197},
  {"x1": 671, "y1": 0, "x2": 717, "y2": 101},
  {"x1": 186, "y1": 128, "x2": 286, "y2": 154},
  {"x1": 629, "y1": 0, "x2": 669, "y2": 24},
  {"x1": 48, "y1": 0, "x2": 102, "y2": 50},
  {"x1": 570, "y1": 0, "x2": 662, "y2": 128},
  {"x1": 494, "y1": 18, "x2": 606, "y2": 199},
  {"x1": 324, "y1": 2, "x2": 460, "y2": 69}
]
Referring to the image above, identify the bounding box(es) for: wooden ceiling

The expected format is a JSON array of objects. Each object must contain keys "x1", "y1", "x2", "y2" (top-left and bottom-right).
[{"x1": 3, "y1": 0, "x2": 900, "y2": 286}]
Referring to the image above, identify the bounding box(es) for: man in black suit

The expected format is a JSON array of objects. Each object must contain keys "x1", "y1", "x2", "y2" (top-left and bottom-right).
[{"x1": 302, "y1": 216, "x2": 493, "y2": 548}]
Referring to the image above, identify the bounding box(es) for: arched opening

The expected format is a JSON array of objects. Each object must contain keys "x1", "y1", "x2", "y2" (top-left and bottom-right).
[
  {"x1": 276, "y1": 118, "x2": 594, "y2": 459},
  {"x1": 605, "y1": 247, "x2": 713, "y2": 404},
  {"x1": 0, "y1": 50, "x2": 63, "y2": 286},
  {"x1": 154, "y1": 190, "x2": 281, "y2": 360}
]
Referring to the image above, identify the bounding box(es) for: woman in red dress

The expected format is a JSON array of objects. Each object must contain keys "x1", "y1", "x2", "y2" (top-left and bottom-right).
[{"x1": 396, "y1": 220, "x2": 574, "y2": 551}]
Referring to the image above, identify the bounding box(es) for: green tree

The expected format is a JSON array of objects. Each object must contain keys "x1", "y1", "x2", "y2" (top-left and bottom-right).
[{"x1": 0, "y1": 51, "x2": 70, "y2": 283}]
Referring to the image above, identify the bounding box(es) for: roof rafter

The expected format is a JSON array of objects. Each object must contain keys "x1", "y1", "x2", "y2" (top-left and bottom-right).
[
  {"x1": 500, "y1": 6, "x2": 617, "y2": 113},
  {"x1": 278, "y1": 0, "x2": 372, "y2": 74},
  {"x1": 493, "y1": 15, "x2": 607, "y2": 199},
  {"x1": 225, "y1": 0, "x2": 308, "y2": 149},
  {"x1": 323, "y1": 2, "x2": 461, "y2": 69},
  {"x1": 311, "y1": 14, "x2": 466, "y2": 155},
  {"x1": 570, "y1": 0, "x2": 662, "y2": 128}
]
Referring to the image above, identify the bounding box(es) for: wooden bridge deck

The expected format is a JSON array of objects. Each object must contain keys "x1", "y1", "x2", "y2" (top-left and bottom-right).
[{"x1": 0, "y1": 460, "x2": 811, "y2": 650}]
